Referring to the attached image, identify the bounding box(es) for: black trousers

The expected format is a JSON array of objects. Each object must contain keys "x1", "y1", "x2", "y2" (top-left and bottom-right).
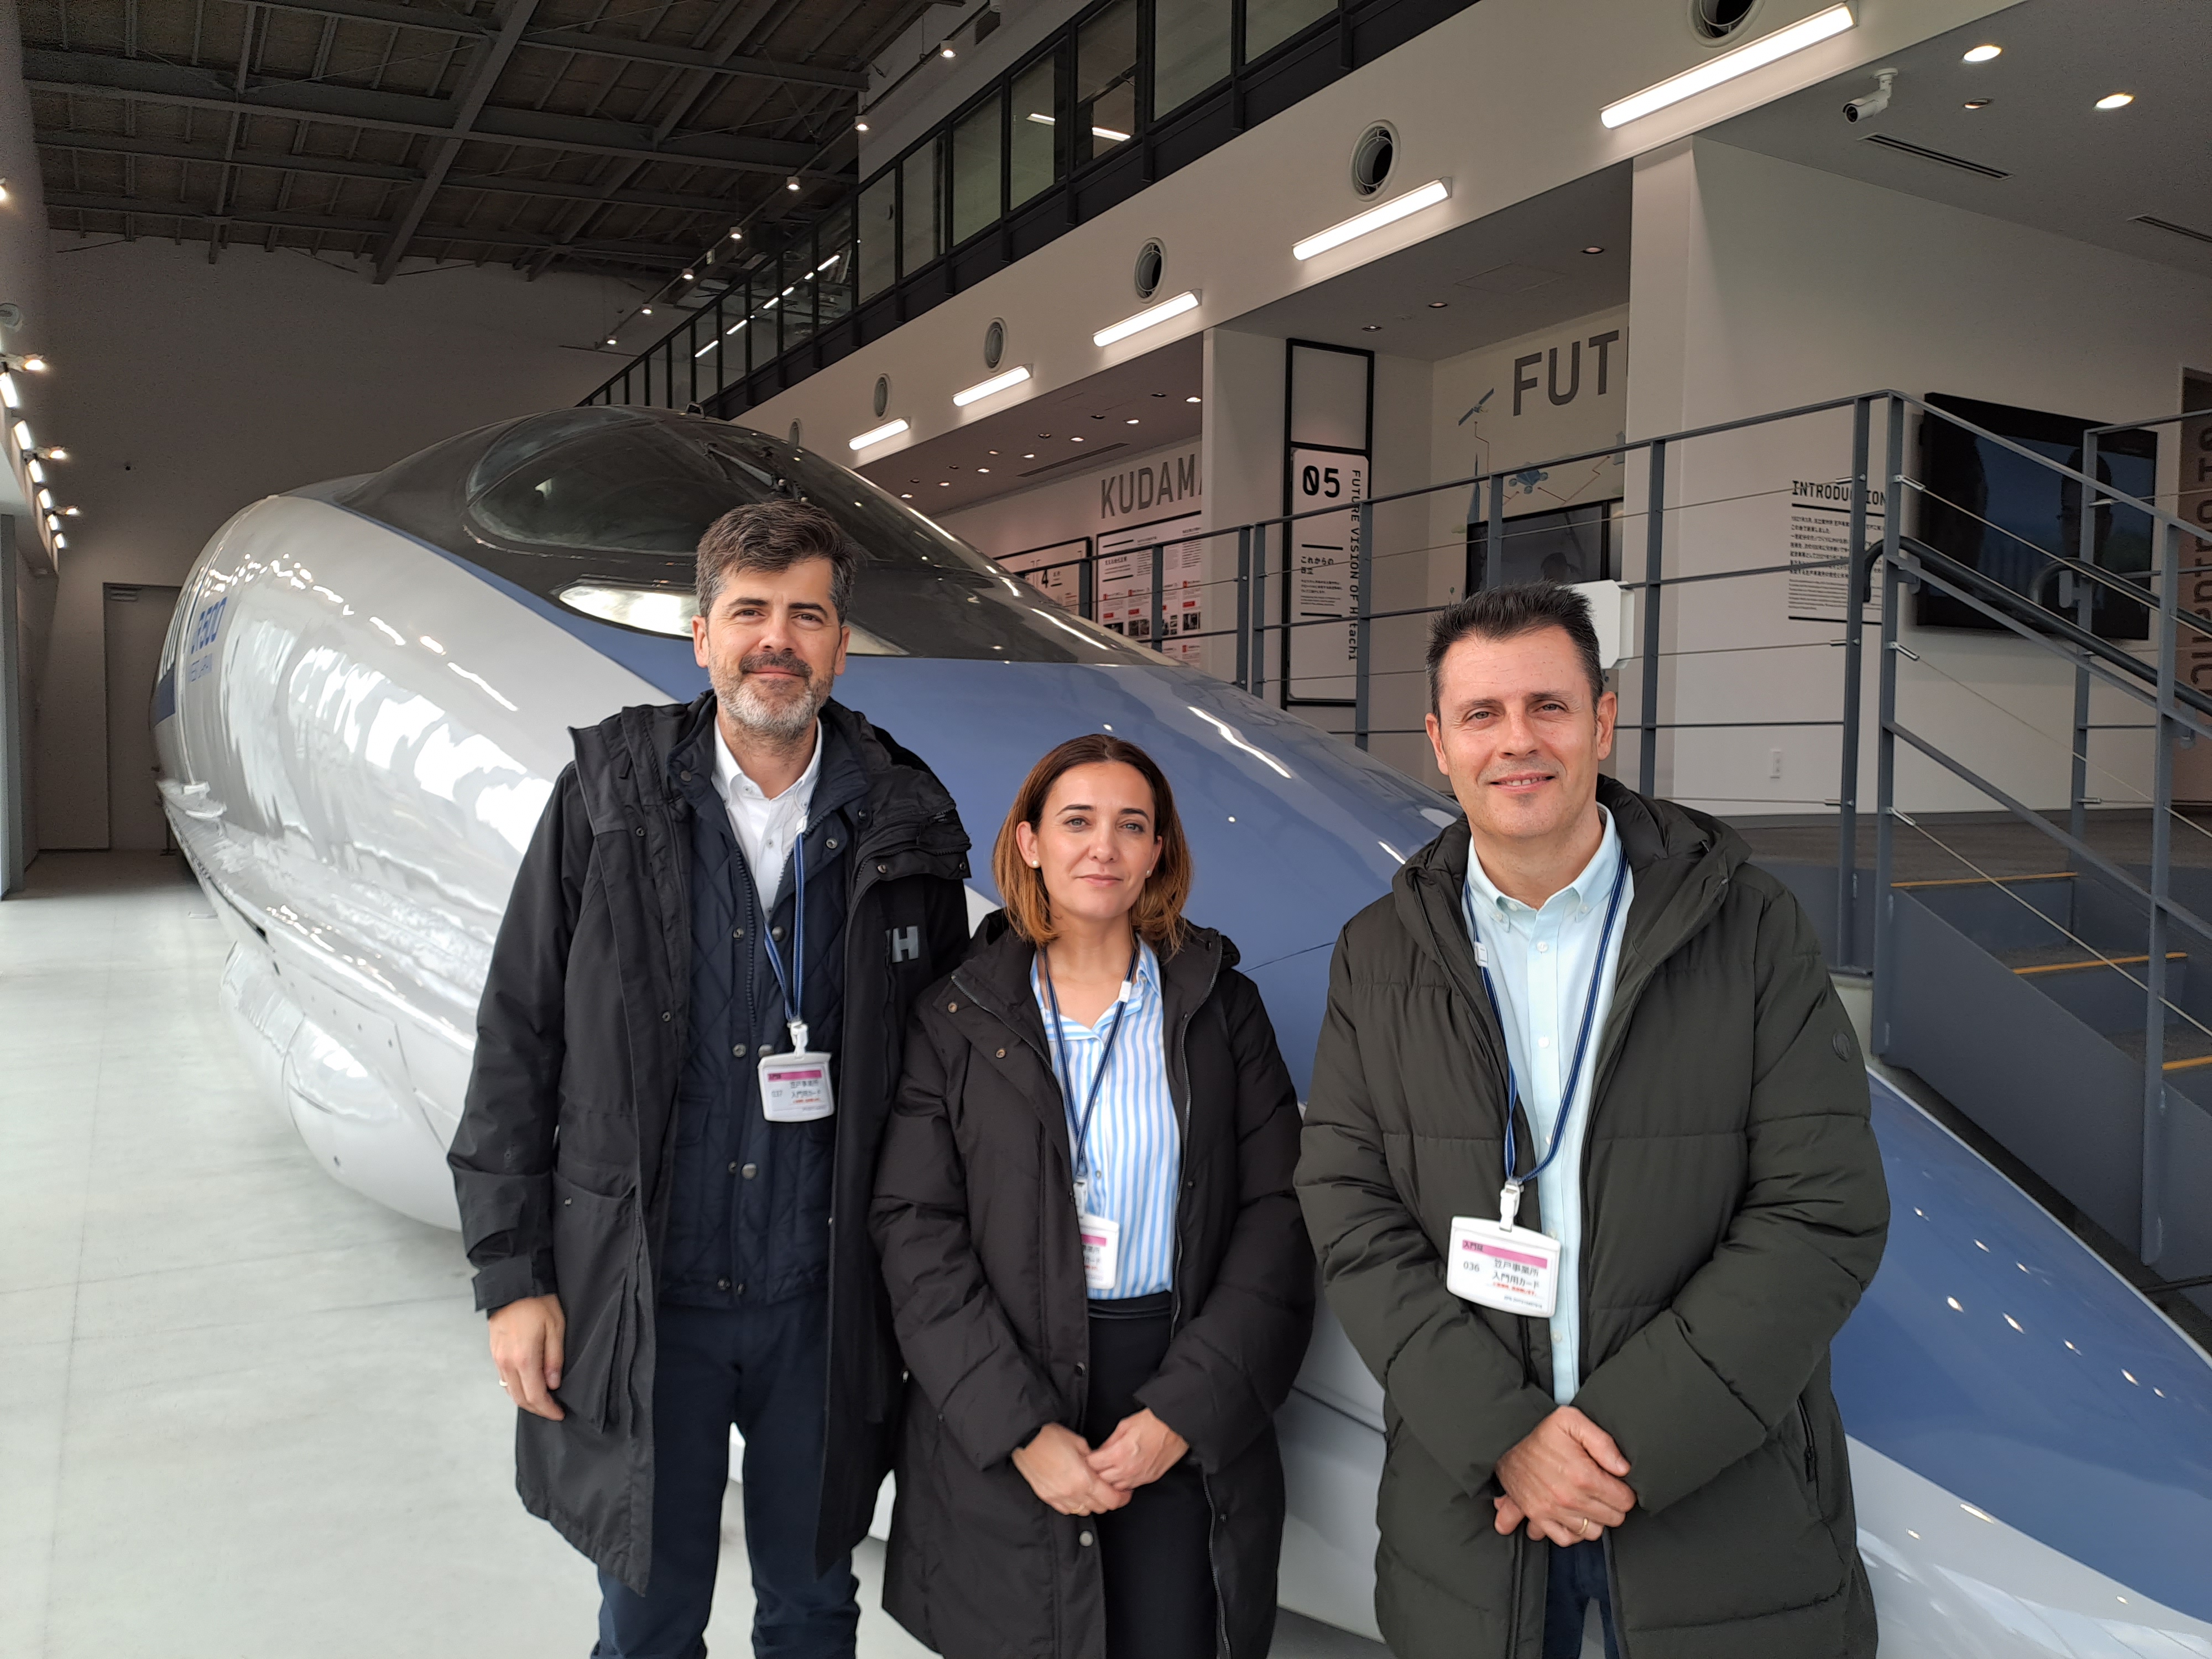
[
  {"x1": 1082, "y1": 1295, "x2": 1217, "y2": 1659},
  {"x1": 592, "y1": 1296, "x2": 859, "y2": 1659},
  {"x1": 1544, "y1": 1539, "x2": 1620, "y2": 1659}
]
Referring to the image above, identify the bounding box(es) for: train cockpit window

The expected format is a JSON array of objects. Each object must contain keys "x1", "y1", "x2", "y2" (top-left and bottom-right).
[{"x1": 336, "y1": 409, "x2": 1149, "y2": 666}]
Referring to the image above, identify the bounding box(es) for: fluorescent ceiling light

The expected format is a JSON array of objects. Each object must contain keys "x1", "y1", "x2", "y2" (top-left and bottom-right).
[
  {"x1": 11, "y1": 420, "x2": 30, "y2": 450},
  {"x1": 1961, "y1": 43, "x2": 2001, "y2": 62},
  {"x1": 2095, "y1": 92, "x2": 2133, "y2": 109},
  {"x1": 1026, "y1": 112, "x2": 1132, "y2": 140},
  {"x1": 953, "y1": 366, "x2": 1032, "y2": 407},
  {"x1": 1600, "y1": 4, "x2": 1855, "y2": 129},
  {"x1": 0, "y1": 373, "x2": 18, "y2": 409},
  {"x1": 1093, "y1": 290, "x2": 1201, "y2": 348},
  {"x1": 1292, "y1": 179, "x2": 1451, "y2": 261},
  {"x1": 849, "y1": 418, "x2": 910, "y2": 451}
]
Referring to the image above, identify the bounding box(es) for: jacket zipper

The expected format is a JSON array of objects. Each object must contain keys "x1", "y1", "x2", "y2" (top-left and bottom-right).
[{"x1": 1796, "y1": 1396, "x2": 1819, "y2": 1490}]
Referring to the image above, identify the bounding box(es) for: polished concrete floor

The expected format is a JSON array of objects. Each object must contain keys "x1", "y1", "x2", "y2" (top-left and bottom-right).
[{"x1": 2, "y1": 853, "x2": 1381, "y2": 1659}]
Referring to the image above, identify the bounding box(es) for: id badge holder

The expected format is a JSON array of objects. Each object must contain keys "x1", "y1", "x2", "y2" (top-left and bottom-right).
[
  {"x1": 1078, "y1": 1212, "x2": 1121, "y2": 1293},
  {"x1": 1445, "y1": 1185, "x2": 1560, "y2": 1317},
  {"x1": 759, "y1": 1021, "x2": 835, "y2": 1123}
]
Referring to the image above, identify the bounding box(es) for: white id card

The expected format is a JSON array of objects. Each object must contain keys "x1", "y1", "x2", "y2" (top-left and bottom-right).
[
  {"x1": 1446, "y1": 1215, "x2": 1563, "y2": 1317},
  {"x1": 759, "y1": 1048, "x2": 835, "y2": 1122},
  {"x1": 1078, "y1": 1212, "x2": 1121, "y2": 1292}
]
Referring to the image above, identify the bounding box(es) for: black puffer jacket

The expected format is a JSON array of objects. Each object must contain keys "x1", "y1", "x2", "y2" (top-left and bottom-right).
[
  {"x1": 871, "y1": 917, "x2": 1314, "y2": 1659},
  {"x1": 449, "y1": 695, "x2": 971, "y2": 1592},
  {"x1": 1297, "y1": 780, "x2": 1888, "y2": 1659}
]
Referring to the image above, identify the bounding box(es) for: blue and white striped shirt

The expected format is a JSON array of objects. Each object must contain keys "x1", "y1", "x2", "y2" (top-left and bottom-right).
[{"x1": 1033, "y1": 941, "x2": 1180, "y2": 1299}]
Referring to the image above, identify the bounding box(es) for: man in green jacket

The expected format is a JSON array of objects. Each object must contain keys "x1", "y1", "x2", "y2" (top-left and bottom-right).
[{"x1": 1297, "y1": 582, "x2": 1887, "y2": 1659}]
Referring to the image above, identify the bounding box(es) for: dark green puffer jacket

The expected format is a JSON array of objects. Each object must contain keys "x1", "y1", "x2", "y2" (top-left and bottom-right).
[{"x1": 1296, "y1": 778, "x2": 1887, "y2": 1659}]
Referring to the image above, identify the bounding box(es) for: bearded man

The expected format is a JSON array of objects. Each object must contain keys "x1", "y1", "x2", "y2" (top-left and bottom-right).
[{"x1": 450, "y1": 500, "x2": 973, "y2": 1658}]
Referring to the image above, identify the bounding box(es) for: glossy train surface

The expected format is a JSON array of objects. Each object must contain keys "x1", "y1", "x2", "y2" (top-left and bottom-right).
[{"x1": 153, "y1": 409, "x2": 2212, "y2": 1655}]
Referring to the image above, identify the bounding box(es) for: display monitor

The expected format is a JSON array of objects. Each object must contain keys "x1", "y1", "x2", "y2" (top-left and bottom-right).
[{"x1": 1915, "y1": 394, "x2": 2157, "y2": 639}]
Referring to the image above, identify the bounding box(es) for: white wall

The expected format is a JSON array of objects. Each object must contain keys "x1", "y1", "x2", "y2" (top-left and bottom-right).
[
  {"x1": 1627, "y1": 138, "x2": 2212, "y2": 821},
  {"x1": 35, "y1": 238, "x2": 624, "y2": 848}
]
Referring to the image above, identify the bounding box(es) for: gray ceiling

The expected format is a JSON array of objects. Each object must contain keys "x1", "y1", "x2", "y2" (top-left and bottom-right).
[
  {"x1": 1710, "y1": 0, "x2": 2212, "y2": 281},
  {"x1": 20, "y1": 0, "x2": 935, "y2": 282},
  {"x1": 1233, "y1": 166, "x2": 1632, "y2": 362},
  {"x1": 853, "y1": 334, "x2": 1204, "y2": 517}
]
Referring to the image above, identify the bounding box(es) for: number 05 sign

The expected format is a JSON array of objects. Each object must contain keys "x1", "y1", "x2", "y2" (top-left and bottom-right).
[{"x1": 1286, "y1": 447, "x2": 1367, "y2": 703}]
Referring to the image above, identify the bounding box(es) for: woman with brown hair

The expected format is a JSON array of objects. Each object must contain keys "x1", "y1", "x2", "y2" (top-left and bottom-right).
[{"x1": 871, "y1": 734, "x2": 1314, "y2": 1659}]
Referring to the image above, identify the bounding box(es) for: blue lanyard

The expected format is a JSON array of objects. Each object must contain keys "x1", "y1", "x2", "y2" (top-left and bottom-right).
[
  {"x1": 758, "y1": 828, "x2": 808, "y2": 1048},
  {"x1": 1040, "y1": 941, "x2": 1141, "y2": 1190},
  {"x1": 1470, "y1": 852, "x2": 1630, "y2": 1205}
]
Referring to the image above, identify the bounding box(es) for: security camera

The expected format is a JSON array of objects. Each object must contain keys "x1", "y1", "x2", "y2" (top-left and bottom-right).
[{"x1": 1844, "y1": 68, "x2": 1897, "y2": 123}]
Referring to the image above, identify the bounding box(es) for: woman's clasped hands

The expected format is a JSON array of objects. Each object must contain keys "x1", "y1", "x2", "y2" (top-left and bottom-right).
[{"x1": 1013, "y1": 1408, "x2": 1190, "y2": 1517}]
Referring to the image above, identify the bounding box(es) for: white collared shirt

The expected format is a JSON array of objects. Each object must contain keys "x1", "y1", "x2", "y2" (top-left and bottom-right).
[
  {"x1": 709, "y1": 719, "x2": 822, "y2": 910},
  {"x1": 1462, "y1": 808, "x2": 1631, "y2": 1406}
]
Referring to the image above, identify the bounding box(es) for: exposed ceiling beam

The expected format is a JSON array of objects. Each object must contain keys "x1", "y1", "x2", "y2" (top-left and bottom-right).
[
  {"x1": 33, "y1": 128, "x2": 740, "y2": 213},
  {"x1": 373, "y1": 0, "x2": 542, "y2": 282},
  {"x1": 22, "y1": 49, "x2": 844, "y2": 178},
  {"x1": 189, "y1": 0, "x2": 867, "y2": 90},
  {"x1": 45, "y1": 188, "x2": 692, "y2": 267}
]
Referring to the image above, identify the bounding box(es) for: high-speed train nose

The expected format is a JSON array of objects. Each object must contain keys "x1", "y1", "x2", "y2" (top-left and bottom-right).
[{"x1": 837, "y1": 654, "x2": 1451, "y2": 1083}]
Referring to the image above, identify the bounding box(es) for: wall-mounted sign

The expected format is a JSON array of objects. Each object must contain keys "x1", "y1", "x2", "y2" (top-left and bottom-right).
[
  {"x1": 1785, "y1": 477, "x2": 1885, "y2": 623},
  {"x1": 1435, "y1": 307, "x2": 1628, "y2": 521},
  {"x1": 1098, "y1": 513, "x2": 1206, "y2": 666},
  {"x1": 1283, "y1": 340, "x2": 1373, "y2": 706},
  {"x1": 1002, "y1": 537, "x2": 1091, "y2": 613}
]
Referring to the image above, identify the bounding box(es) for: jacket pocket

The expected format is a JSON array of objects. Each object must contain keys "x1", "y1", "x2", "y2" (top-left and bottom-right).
[
  {"x1": 550, "y1": 1166, "x2": 639, "y2": 1433},
  {"x1": 1793, "y1": 1395, "x2": 1823, "y2": 1511}
]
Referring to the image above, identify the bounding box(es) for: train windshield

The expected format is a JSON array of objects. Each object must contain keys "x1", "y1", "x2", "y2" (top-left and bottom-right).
[{"x1": 338, "y1": 407, "x2": 1145, "y2": 666}]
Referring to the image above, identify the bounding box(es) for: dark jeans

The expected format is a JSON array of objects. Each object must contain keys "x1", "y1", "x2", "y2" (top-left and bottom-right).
[
  {"x1": 1544, "y1": 1539, "x2": 1620, "y2": 1659},
  {"x1": 1082, "y1": 1293, "x2": 1217, "y2": 1659},
  {"x1": 593, "y1": 1296, "x2": 858, "y2": 1659}
]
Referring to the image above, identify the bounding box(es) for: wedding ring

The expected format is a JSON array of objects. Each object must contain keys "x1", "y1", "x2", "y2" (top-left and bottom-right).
[{"x1": 1580, "y1": 1516, "x2": 1595, "y2": 1540}]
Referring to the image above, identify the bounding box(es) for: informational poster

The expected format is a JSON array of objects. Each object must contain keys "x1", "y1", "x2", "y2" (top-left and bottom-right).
[
  {"x1": 1286, "y1": 447, "x2": 1367, "y2": 701},
  {"x1": 1001, "y1": 537, "x2": 1089, "y2": 614},
  {"x1": 1785, "y1": 477, "x2": 1885, "y2": 624},
  {"x1": 1098, "y1": 513, "x2": 1206, "y2": 666}
]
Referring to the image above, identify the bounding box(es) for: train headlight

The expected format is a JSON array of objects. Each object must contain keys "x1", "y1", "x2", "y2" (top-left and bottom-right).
[{"x1": 557, "y1": 582, "x2": 698, "y2": 637}]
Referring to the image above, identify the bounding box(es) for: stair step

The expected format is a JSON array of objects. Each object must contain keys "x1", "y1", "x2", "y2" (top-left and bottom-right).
[
  {"x1": 2112, "y1": 1025, "x2": 2212, "y2": 1071},
  {"x1": 2012, "y1": 951, "x2": 2186, "y2": 979},
  {"x1": 1892, "y1": 871, "x2": 2076, "y2": 890}
]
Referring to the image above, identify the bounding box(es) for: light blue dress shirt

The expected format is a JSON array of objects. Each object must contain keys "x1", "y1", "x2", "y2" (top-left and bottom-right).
[
  {"x1": 1032, "y1": 941, "x2": 1181, "y2": 1298},
  {"x1": 1462, "y1": 809, "x2": 1631, "y2": 1405}
]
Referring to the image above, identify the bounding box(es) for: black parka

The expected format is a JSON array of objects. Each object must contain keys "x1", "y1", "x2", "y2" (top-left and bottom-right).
[
  {"x1": 871, "y1": 918, "x2": 1315, "y2": 1659},
  {"x1": 1296, "y1": 781, "x2": 1888, "y2": 1659},
  {"x1": 448, "y1": 694, "x2": 971, "y2": 1592}
]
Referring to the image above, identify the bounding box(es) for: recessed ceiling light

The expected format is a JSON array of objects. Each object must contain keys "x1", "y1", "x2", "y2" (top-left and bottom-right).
[
  {"x1": 988, "y1": 448, "x2": 999, "y2": 455},
  {"x1": 1126, "y1": 417, "x2": 1140, "y2": 424},
  {"x1": 1039, "y1": 432, "x2": 1052, "y2": 438},
  {"x1": 938, "y1": 479, "x2": 950, "y2": 486},
  {"x1": 855, "y1": 120, "x2": 869, "y2": 132},
  {"x1": 1582, "y1": 245, "x2": 1605, "y2": 254},
  {"x1": 1361, "y1": 324, "x2": 1383, "y2": 332},
  {"x1": 1071, "y1": 436, "x2": 1084, "y2": 442},
  {"x1": 2095, "y1": 92, "x2": 2133, "y2": 109},
  {"x1": 1092, "y1": 413, "x2": 1107, "y2": 420},
  {"x1": 940, "y1": 45, "x2": 954, "y2": 58},
  {"x1": 641, "y1": 306, "x2": 653, "y2": 315},
  {"x1": 1186, "y1": 395, "x2": 1201, "y2": 404},
  {"x1": 977, "y1": 467, "x2": 990, "y2": 473},
  {"x1": 1963, "y1": 98, "x2": 1990, "y2": 108},
  {"x1": 1024, "y1": 452, "x2": 1036, "y2": 458},
  {"x1": 900, "y1": 492, "x2": 912, "y2": 498},
  {"x1": 1961, "y1": 43, "x2": 2001, "y2": 62},
  {"x1": 1152, "y1": 391, "x2": 1167, "y2": 398},
  {"x1": 1428, "y1": 301, "x2": 1448, "y2": 309},
  {"x1": 606, "y1": 336, "x2": 618, "y2": 345}
]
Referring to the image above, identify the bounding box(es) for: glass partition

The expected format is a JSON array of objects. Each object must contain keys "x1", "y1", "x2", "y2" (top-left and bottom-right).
[
  {"x1": 901, "y1": 140, "x2": 942, "y2": 275},
  {"x1": 952, "y1": 92, "x2": 1004, "y2": 247},
  {"x1": 1246, "y1": 0, "x2": 1335, "y2": 57},
  {"x1": 857, "y1": 173, "x2": 896, "y2": 301},
  {"x1": 1154, "y1": 0, "x2": 1230, "y2": 116},
  {"x1": 1009, "y1": 51, "x2": 1061, "y2": 209},
  {"x1": 1077, "y1": 0, "x2": 1139, "y2": 164}
]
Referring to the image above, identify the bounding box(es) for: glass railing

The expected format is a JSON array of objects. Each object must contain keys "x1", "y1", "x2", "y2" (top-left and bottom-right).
[{"x1": 581, "y1": 0, "x2": 1472, "y2": 418}]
